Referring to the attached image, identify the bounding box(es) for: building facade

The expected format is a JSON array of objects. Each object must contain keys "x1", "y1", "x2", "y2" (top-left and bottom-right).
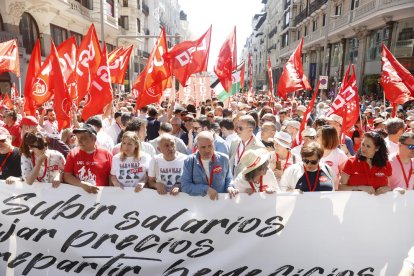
[
  {"x1": 0, "y1": 0, "x2": 190, "y2": 95},
  {"x1": 243, "y1": 0, "x2": 414, "y2": 98}
]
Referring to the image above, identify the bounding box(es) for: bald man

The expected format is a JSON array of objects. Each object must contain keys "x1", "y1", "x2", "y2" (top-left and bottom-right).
[{"x1": 181, "y1": 131, "x2": 238, "y2": 200}]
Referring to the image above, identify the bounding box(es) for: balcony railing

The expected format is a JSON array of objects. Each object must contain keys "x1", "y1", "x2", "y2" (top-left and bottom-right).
[
  {"x1": 294, "y1": 9, "x2": 308, "y2": 25},
  {"x1": 309, "y1": 0, "x2": 328, "y2": 15}
]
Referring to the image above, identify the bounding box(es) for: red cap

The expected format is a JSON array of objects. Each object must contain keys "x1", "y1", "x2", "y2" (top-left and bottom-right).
[{"x1": 20, "y1": 116, "x2": 39, "y2": 126}]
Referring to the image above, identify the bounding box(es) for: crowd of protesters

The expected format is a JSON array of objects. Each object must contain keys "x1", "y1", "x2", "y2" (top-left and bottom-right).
[{"x1": 1, "y1": 92, "x2": 414, "y2": 198}]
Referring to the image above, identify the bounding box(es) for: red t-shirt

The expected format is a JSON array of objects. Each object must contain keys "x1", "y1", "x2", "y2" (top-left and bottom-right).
[
  {"x1": 5, "y1": 123, "x2": 21, "y2": 147},
  {"x1": 343, "y1": 156, "x2": 392, "y2": 189},
  {"x1": 64, "y1": 147, "x2": 112, "y2": 186}
]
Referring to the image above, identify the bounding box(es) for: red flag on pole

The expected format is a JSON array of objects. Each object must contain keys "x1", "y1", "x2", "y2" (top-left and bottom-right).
[
  {"x1": 50, "y1": 42, "x2": 72, "y2": 130},
  {"x1": 82, "y1": 43, "x2": 113, "y2": 121},
  {"x1": 294, "y1": 81, "x2": 321, "y2": 148},
  {"x1": 277, "y1": 37, "x2": 312, "y2": 99},
  {"x1": 381, "y1": 44, "x2": 414, "y2": 104},
  {"x1": 214, "y1": 26, "x2": 237, "y2": 92},
  {"x1": 164, "y1": 26, "x2": 212, "y2": 87},
  {"x1": 108, "y1": 45, "x2": 133, "y2": 84},
  {"x1": 132, "y1": 28, "x2": 171, "y2": 110},
  {"x1": 0, "y1": 39, "x2": 20, "y2": 77},
  {"x1": 24, "y1": 39, "x2": 41, "y2": 116},
  {"x1": 327, "y1": 64, "x2": 360, "y2": 137},
  {"x1": 240, "y1": 61, "x2": 246, "y2": 90},
  {"x1": 75, "y1": 24, "x2": 102, "y2": 105}
]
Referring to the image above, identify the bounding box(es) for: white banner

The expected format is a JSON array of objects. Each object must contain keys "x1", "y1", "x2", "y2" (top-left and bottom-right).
[{"x1": 0, "y1": 183, "x2": 413, "y2": 276}]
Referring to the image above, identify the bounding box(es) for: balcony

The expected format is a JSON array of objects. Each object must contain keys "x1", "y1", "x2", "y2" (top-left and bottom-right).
[
  {"x1": 294, "y1": 9, "x2": 308, "y2": 25},
  {"x1": 69, "y1": 0, "x2": 91, "y2": 18},
  {"x1": 393, "y1": 39, "x2": 414, "y2": 57},
  {"x1": 309, "y1": 0, "x2": 328, "y2": 15},
  {"x1": 142, "y1": 3, "x2": 149, "y2": 16}
]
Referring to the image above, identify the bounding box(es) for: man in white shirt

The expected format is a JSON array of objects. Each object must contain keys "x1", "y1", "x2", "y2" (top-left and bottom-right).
[
  {"x1": 87, "y1": 116, "x2": 114, "y2": 152},
  {"x1": 385, "y1": 118, "x2": 405, "y2": 157},
  {"x1": 104, "y1": 111, "x2": 123, "y2": 144},
  {"x1": 148, "y1": 134, "x2": 187, "y2": 195},
  {"x1": 40, "y1": 108, "x2": 59, "y2": 137},
  {"x1": 219, "y1": 118, "x2": 238, "y2": 148}
]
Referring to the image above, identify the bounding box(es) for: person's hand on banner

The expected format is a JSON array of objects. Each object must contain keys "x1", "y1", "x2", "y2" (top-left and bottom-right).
[
  {"x1": 170, "y1": 185, "x2": 180, "y2": 196},
  {"x1": 134, "y1": 183, "x2": 145, "y2": 193},
  {"x1": 375, "y1": 186, "x2": 391, "y2": 196},
  {"x1": 82, "y1": 183, "x2": 99, "y2": 194},
  {"x1": 207, "y1": 187, "x2": 218, "y2": 200},
  {"x1": 154, "y1": 182, "x2": 167, "y2": 195},
  {"x1": 245, "y1": 188, "x2": 255, "y2": 195},
  {"x1": 228, "y1": 187, "x2": 239, "y2": 199},
  {"x1": 5, "y1": 176, "x2": 20, "y2": 185}
]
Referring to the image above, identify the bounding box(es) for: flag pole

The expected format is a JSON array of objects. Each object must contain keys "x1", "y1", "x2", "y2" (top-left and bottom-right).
[{"x1": 18, "y1": 77, "x2": 22, "y2": 98}]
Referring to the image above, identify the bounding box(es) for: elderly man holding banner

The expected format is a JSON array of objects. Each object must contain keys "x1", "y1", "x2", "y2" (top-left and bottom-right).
[{"x1": 181, "y1": 131, "x2": 238, "y2": 200}]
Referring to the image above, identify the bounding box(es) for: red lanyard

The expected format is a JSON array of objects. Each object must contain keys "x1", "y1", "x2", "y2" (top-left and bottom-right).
[
  {"x1": 31, "y1": 153, "x2": 48, "y2": 182},
  {"x1": 198, "y1": 154, "x2": 215, "y2": 187},
  {"x1": 249, "y1": 176, "x2": 264, "y2": 192},
  {"x1": 304, "y1": 165, "x2": 320, "y2": 192},
  {"x1": 0, "y1": 150, "x2": 13, "y2": 173},
  {"x1": 396, "y1": 155, "x2": 412, "y2": 189},
  {"x1": 237, "y1": 136, "x2": 254, "y2": 164},
  {"x1": 275, "y1": 151, "x2": 290, "y2": 172}
]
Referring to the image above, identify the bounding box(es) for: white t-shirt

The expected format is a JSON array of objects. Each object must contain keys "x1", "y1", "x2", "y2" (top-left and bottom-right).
[
  {"x1": 148, "y1": 152, "x2": 186, "y2": 191},
  {"x1": 385, "y1": 137, "x2": 399, "y2": 157},
  {"x1": 389, "y1": 153, "x2": 414, "y2": 190},
  {"x1": 320, "y1": 148, "x2": 347, "y2": 190},
  {"x1": 110, "y1": 152, "x2": 151, "y2": 187},
  {"x1": 21, "y1": 149, "x2": 66, "y2": 183},
  {"x1": 43, "y1": 120, "x2": 59, "y2": 138}
]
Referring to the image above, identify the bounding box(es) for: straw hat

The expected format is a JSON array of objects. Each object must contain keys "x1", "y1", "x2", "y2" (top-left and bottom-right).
[
  {"x1": 274, "y1": 131, "x2": 292, "y2": 149},
  {"x1": 240, "y1": 148, "x2": 270, "y2": 175},
  {"x1": 302, "y1": 127, "x2": 316, "y2": 137},
  {"x1": 297, "y1": 105, "x2": 307, "y2": 113},
  {"x1": 326, "y1": 114, "x2": 343, "y2": 125},
  {"x1": 285, "y1": 120, "x2": 300, "y2": 129}
]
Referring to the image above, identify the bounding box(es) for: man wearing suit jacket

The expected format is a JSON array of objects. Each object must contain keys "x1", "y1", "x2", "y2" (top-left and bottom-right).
[{"x1": 229, "y1": 115, "x2": 265, "y2": 176}]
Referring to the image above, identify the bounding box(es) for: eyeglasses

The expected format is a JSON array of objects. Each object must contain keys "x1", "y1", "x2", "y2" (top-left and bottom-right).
[
  {"x1": 401, "y1": 143, "x2": 414, "y2": 150},
  {"x1": 29, "y1": 144, "x2": 43, "y2": 149},
  {"x1": 303, "y1": 159, "x2": 319, "y2": 165}
]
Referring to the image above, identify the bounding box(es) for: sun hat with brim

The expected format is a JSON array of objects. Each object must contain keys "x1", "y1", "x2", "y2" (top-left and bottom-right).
[
  {"x1": 240, "y1": 148, "x2": 270, "y2": 175},
  {"x1": 326, "y1": 114, "x2": 343, "y2": 125},
  {"x1": 297, "y1": 105, "x2": 307, "y2": 113},
  {"x1": 285, "y1": 120, "x2": 300, "y2": 130},
  {"x1": 274, "y1": 131, "x2": 292, "y2": 149},
  {"x1": 0, "y1": 127, "x2": 10, "y2": 140},
  {"x1": 373, "y1": 117, "x2": 385, "y2": 124},
  {"x1": 302, "y1": 127, "x2": 316, "y2": 137},
  {"x1": 73, "y1": 123, "x2": 97, "y2": 136}
]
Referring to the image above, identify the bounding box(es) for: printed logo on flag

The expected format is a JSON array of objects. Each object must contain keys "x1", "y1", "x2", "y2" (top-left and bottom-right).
[{"x1": 32, "y1": 79, "x2": 48, "y2": 97}]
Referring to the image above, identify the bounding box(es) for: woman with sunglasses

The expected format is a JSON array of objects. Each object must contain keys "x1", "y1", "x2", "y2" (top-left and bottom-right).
[
  {"x1": 20, "y1": 132, "x2": 65, "y2": 187},
  {"x1": 339, "y1": 131, "x2": 391, "y2": 195},
  {"x1": 280, "y1": 142, "x2": 335, "y2": 192},
  {"x1": 316, "y1": 125, "x2": 348, "y2": 190}
]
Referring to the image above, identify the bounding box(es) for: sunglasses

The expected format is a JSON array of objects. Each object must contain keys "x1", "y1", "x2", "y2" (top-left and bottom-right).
[
  {"x1": 29, "y1": 144, "x2": 43, "y2": 149},
  {"x1": 402, "y1": 143, "x2": 414, "y2": 150},
  {"x1": 303, "y1": 159, "x2": 319, "y2": 165}
]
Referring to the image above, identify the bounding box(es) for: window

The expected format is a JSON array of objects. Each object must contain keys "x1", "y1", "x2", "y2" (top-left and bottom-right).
[
  {"x1": 304, "y1": 25, "x2": 308, "y2": 36},
  {"x1": 335, "y1": 4, "x2": 342, "y2": 16},
  {"x1": 122, "y1": 0, "x2": 128, "y2": 7},
  {"x1": 351, "y1": 0, "x2": 360, "y2": 10},
  {"x1": 19, "y1": 12, "x2": 40, "y2": 54},
  {"x1": 322, "y1": 14, "x2": 326, "y2": 27},
  {"x1": 0, "y1": 13, "x2": 4, "y2": 31},
  {"x1": 75, "y1": 0, "x2": 93, "y2": 10},
  {"x1": 137, "y1": 18, "x2": 141, "y2": 33},
  {"x1": 70, "y1": 31, "x2": 83, "y2": 46},
  {"x1": 347, "y1": 38, "x2": 359, "y2": 64},
  {"x1": 297, "y1": 29, "x2": 301, "y2": 40},
  {"x1": 107, "y1": 44, "x2": 116, "y2": 53},
  {"x1": 137, "y1": 0, "x2": 141, "y2": 9},
  {"x1": 51, "y1": 24, "x2": 68, "y2": 46},
  {"x1": 106, "y1": 0, "x2": 114, "y2": 17},
  {"x1": 312, "y1": 18, "x2": 318, "y2": 32},
  {"x1": 330, "y1": 42, "x2": 343, "y2": 67},
  {"x1": 119, "y1": 16, "x2": 129, "y2": 30},
  {"x1": 284, "y1": 11, "x2": 290, "y2": 27},
  {"x1": 366, "y1": 28, "x2": 389, "y2": 61},
  {"x1": 282, "y1": 33, "x2": 289, "y2": 48}
]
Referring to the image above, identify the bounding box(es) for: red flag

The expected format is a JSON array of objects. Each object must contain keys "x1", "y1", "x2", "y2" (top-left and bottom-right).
[
  {"x1": 108, "y1": 46, "x2": 124, "y2": 61},
  {"x1": 2, "y1": 93, "x2": 14, "y2": 109},
  {"x1": 214, "y1": 26, "x2": 237, "y2": 92},
  {"x1": 57, "y1": 37, "x2": 77, "y2": 82},
  {"x1": 132, "y1": 28, "x2": 171, "y2": 109},
  {"x1": 51, "y1": 42, "x2": 72, "y2": 130},
  {"x1": 82, "y1": 43, "x2": 113, "y2": 121},
  {"x1": 294, "y1": 81, "x2": 321, "y2": 148},
  {"x1": 164, "y1": 26, "x2": 212, "y2": 87},
  {"x1": 248, "y1": 53, "x2": 253, "y2": 93},
  {"x1": 108, "y1": 45, "x2": 133, "y2": 84},
  {"x1": 75, "y1": 24, "x2": 102, "y2": 104},
  {"x1": 24, "y1": 39, "x2": 41, "y2": 116},
  {"x1": 11, "y1": 83, "x2": 19, "y2": 100},
  {"x1": 277, "y1": 37, "x2": 312, "y2": 99},
  {"x1": 0, "y1": 39, "x2": 20, "y2": 77},
  {"x1": 381, "y1": 44, "x2": 414, "y2": 104},
  {"x1": 327, "y1": 64, "x2": 360, "y2": 135},
  {"x1": 240, "y1": 61, "x2": 246, "y2": 90}
]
